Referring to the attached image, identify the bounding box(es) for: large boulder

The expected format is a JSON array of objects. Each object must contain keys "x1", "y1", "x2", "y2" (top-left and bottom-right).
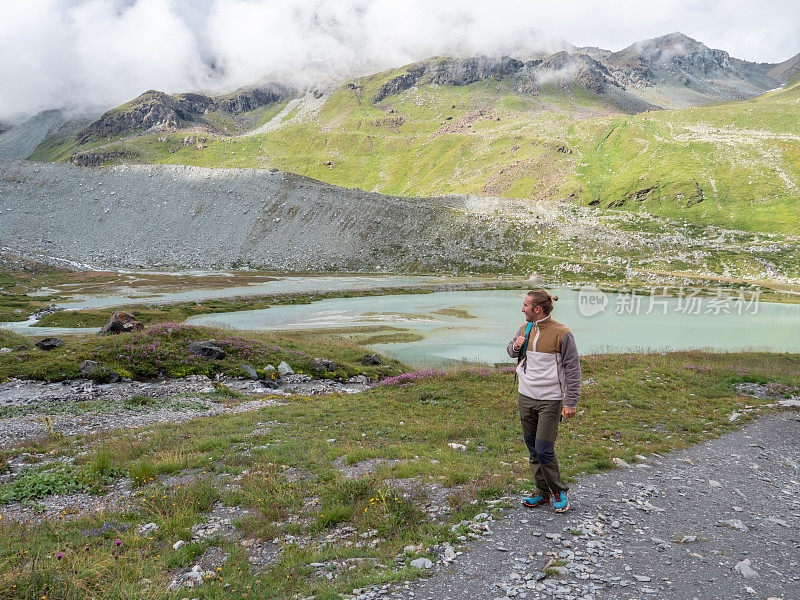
[
  {"x1": 277, "y1": 361, "x2": 294, "y2": 376},
  {"x1": 359, "y1": 354, "x2": 382, "y2": 365},
  {"x1": 240, "y1": 363, "x2": 259, "y2": 380},
  {"x1": 35, "y1": 337, "x2": 64, "y2": 350},
  {"x1": 99, "y1": 311, "x2": 143, "y2": 336},
  {"x1": 80, "y1": 360, "x2": 122, "y2": 383},
  {"x1": 189, "y1": 340, "x2": 226, "y2": 360},
  {"x1": 311, "y1": 357, "x2": 340, "y2": 372},
  {"x1": 80, "y1": 360, "x2": 100, "y2": 376}
]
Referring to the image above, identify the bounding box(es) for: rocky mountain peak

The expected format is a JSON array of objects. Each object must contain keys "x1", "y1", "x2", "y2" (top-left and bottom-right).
[
  {"x1": 614, "y1": 32, "x2": 709, "y2": 64},
  {"x1": 371, "y1": 56, "x2": 524, "y2": 103},
  {"x1": 367, "y1": 33, "x2": 786, "y2": 113},
  {"x1": 76, "y1": 83, "x2": 295, "y2": 144}
]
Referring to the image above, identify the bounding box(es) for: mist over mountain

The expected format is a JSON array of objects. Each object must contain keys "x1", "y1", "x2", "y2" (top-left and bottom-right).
[
  {"x1": 3, "y1": 29, "x2": 796, "y2": 243},
  {"x1": 1, "y1": 0, "x2": 798, "y2": 122},
  {"x1": 17, "y1": 31, "x2": 790, "y2": 153}
]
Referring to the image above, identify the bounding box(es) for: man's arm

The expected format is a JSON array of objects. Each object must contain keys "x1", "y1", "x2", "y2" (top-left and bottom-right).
[
  {"x1": 560, "y1": 332, "x2": 581, "y2": 409},
  {"x1": 507, "y1": 327, "x2": 524, "y2": 358}
]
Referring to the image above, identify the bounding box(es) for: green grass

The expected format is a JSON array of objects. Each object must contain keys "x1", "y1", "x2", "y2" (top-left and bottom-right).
[
  {"x1": 0, "y1": 462, "x2": 115, "y2": 503},
  {"x1": 0, "y1": 329, "x2": 32, "y2": 349},
  {"x1": 569, "y1": 82, "x2": 800, "y2": 233},
  {"x1": 0, "y1": 323, "x2": 404, "y2": 382},
  {"x1": 1, "y1": 350, "x2": 796, "y2": 598}
]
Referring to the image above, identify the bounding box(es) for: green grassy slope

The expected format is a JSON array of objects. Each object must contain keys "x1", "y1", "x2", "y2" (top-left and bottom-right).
[
  {"x1": 570, "y1": 80, "x2": 800, "y2": 232},
  {"x1": 34, "y1": 65, "x2": 800, "y2": 234}
]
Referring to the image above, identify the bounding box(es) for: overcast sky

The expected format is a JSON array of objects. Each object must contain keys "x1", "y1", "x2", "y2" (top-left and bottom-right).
[{"x1": 1, "y1": 0, "x2": 798, "y2": 121}]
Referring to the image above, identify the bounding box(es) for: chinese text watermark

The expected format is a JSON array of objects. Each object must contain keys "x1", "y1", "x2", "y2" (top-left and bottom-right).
[{"x1": 577, "y1": 286, "x2": 761, "y2": 317}]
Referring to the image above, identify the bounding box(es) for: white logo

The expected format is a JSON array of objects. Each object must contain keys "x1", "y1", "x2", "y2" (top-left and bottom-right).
[{"x1": 577, "y1": 286, "x2": 608, "y2": 317}]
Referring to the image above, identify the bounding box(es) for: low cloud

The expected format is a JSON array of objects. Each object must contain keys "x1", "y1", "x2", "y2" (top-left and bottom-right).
[{"x1": 0, "y1": 0, "x2": 797, "y2": 122}]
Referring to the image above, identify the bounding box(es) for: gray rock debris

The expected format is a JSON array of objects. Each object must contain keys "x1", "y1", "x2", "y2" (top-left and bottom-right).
[
  {"x1": 735, "y1": 558, "x2": 759, "y2": 579},
  {"x1": 0, "y1": 159, "x2": 522, "y2": 272},
  {"x1": 0, "y1": 374, "x2": 368, "y2": 447}
]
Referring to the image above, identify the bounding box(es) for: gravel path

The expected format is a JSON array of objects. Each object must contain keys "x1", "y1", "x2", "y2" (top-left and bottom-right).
[{"x1": 364, "y1": 411, "x2": 800, "y2": 600}]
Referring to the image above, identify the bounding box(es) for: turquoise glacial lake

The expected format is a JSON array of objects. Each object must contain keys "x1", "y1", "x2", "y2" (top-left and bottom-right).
[{"x1": 186, "y1": 289, "x2": 800, "y2": 366}]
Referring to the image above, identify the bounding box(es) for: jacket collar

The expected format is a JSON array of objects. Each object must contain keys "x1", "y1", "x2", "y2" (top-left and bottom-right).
[{"x1": 533, "y1": 315, "x2": 551, "y2": 327}]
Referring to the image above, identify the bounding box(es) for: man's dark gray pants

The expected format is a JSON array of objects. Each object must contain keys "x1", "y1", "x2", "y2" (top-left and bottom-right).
[{"x1": 518, "y1": 393, "x2": 568, "y2": 496}]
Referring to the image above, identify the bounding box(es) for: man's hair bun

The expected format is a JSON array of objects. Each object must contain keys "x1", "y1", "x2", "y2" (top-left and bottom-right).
[{"x1": 526, "y1": 289, "x2": 557, "y2": 315}]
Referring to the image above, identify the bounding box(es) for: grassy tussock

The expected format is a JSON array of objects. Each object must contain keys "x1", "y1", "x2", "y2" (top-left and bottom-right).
[{"x1": 0, "y1": 323, "x2": 402, "y2": 382}]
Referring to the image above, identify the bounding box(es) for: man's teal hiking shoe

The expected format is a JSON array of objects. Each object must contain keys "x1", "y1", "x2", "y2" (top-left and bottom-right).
[
  {"x1": 521, "y1": 492, "x2": 550, "y2": 508},
  {"x1": 553, "y1": 490, "x2": 570, "y2": 513}
]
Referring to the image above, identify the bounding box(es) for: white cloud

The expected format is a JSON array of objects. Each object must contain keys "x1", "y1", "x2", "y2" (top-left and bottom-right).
[{"x1": 0, "y1": 0, "x2": 797, "y2": 121}]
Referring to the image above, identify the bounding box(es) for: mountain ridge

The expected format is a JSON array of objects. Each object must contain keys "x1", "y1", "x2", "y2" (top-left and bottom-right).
[
  {"x1": 27, "y1": 31, "x2": 796, "y2": 151},
  {"x1": 76, "y1": 82, "x2": 294, "y2": 143},
  {"x1": 3, "y1": 32, "x2": 798, "y2": 236}
]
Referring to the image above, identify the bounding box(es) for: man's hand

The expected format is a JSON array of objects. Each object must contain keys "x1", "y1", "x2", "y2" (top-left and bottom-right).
[
  {"x1": 562, "y1": 406, "x2": 576, "y2": 420},
  {"x1": 513, "y1": 335, "x2": 526, "y2": 351}
]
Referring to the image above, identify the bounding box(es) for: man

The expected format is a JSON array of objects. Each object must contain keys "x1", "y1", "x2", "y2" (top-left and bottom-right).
[{"x1": 507, "y1": 289, "x2": 581, "y2": 513}]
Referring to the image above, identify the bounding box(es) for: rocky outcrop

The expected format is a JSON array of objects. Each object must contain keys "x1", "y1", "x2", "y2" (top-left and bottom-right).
[
  {"x1": 372, "y1": 65, "x2": 427, "y2": 103},
  {"x1": 371, "y1": 52, "x2": 648, "y2": 107},
  {"x1": 77, "y1": 84, "x2": 296, "y2": 143},
  {"x1": 372, "y1": 56, "x2": 524, "y2": 103},
  {"x1": 427, "y1": 56, "x2": 524, "y2": 86},
  {"x1": 215, "y1": 83, "x2": 294, "y2": 114},
  {"x1": 77, "y1": 90, "x2": 211, "y2": 143},
  {"x1": 370, "y1": 33, "x2": 783, "y2": 110},
  {"x1": 515, "y1": 52, "x2": 619, "y2": 95}
]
